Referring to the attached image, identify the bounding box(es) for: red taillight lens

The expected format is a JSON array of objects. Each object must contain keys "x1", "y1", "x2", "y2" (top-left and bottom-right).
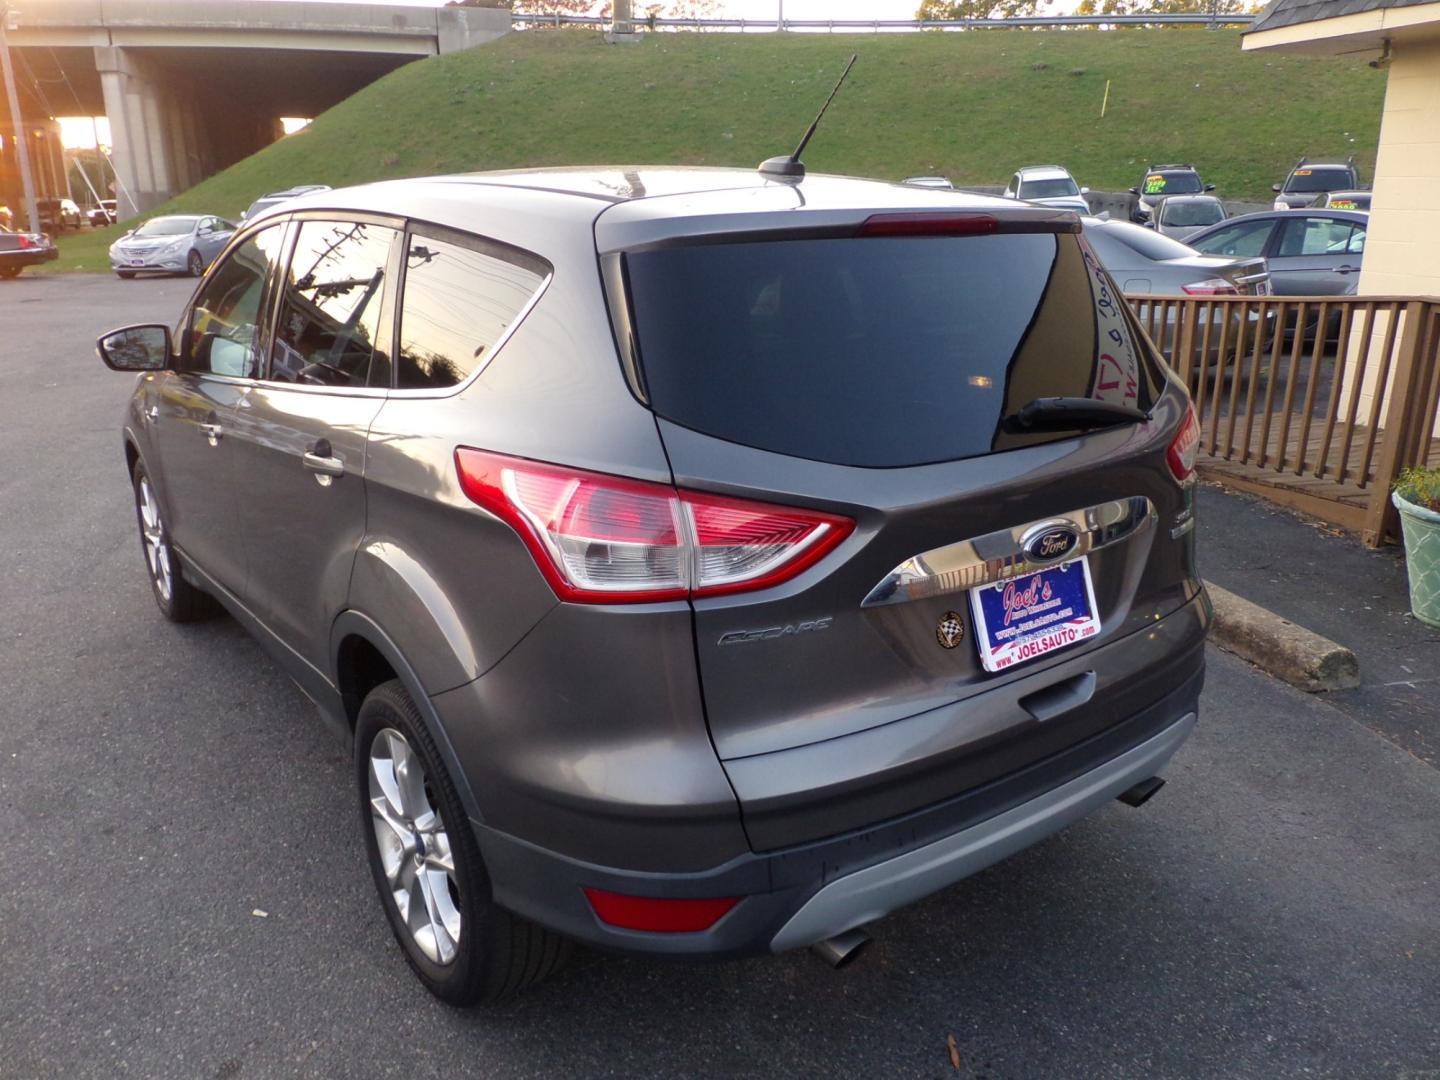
[
  {"x1": 583, "y1": 888, "x2": 739, "y2": 933},
  {"x1": 1167, "y1": 403, "x2": 1201, "y2": 484},
  {"x1": 454, "y1": 448, "x2": 854, "y2": 604},
  {"x1": 17, "y1": 234, "x2": 35, "y2": 249},
  {"x1": 1180, "y1": 278, "x2": 1239, "y2": 296}
]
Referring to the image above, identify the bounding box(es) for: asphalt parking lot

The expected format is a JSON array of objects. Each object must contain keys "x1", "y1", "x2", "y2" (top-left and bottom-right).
[{"x1": 2, "y1": 273, "x2": 1439, "y2": 1079}]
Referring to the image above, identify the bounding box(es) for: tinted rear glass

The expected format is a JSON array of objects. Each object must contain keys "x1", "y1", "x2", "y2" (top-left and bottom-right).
[
  {"x1": 1091, "y1": 221, "x2": 1197, "y2": 262},
  {"x1": 1018, "y1": 177, "x2": 1080, "y2": 199},
  {"x1": 1143, "y1": 172, "x2": 1203, "y2": 195},
  {"x1": 624, "y1": 233, "x2": 1160, "y2": 468},
  {"x1": 1161, "y1": 200, "x2": 1225, "y2": 227},
  {"x1": 1286, "y1": 167, "x2": 1354, "y2": 193}
]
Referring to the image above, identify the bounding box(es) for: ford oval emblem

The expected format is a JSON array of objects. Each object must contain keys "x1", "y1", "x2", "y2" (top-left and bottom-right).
[{"x1": 1021, "y1": 523, "x2": 1081, "y2": 565}]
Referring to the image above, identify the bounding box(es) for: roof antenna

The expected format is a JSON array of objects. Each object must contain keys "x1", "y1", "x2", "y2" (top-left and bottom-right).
[{"x1": 758, "y1": 54, "x2": 858, "y2": 182}]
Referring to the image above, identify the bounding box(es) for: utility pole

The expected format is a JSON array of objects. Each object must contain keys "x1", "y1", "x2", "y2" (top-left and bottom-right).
[
  {"x1": 778, "y1": 0, "x2": 785, "y2": 31},
  {"x1": 0, "y1": 3, "x2": 39, "y2": 233}
]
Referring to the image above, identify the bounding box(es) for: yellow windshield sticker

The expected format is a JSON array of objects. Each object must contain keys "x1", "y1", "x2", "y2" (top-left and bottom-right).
[
  {"x1": 1143, "y1": 175, "x2": 1167, "y2": 194},
  {"x1": 1295, "y1": 169, "x2": 1313, "y2": 176},
  {"x1": 1331, "y1": 199, "x2": 1357, "y2": 209}
]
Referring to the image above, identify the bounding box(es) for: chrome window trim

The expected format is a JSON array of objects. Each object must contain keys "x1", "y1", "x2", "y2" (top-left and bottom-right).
[{"x1": 861, "y1": 496, "x2": 1156, "y2": 609}]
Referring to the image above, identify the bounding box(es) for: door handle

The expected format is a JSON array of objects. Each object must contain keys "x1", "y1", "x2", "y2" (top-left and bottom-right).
[
  {"x1": 303, "y1": 451, "x2": 345, "y2": 481},
  {"x1": 1335, "y1": 265, "x2": 1358, "y2": 274},
  {"x1": 199, "y1": 422, "x2": 222, "y2": 446}
]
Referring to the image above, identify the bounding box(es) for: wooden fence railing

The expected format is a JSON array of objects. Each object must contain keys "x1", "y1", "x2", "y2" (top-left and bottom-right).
[{"x1": 1125, "y1": 294, "x2": 1440, "y2": 546}]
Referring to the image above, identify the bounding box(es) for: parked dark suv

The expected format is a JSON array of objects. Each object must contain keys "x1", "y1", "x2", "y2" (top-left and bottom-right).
[
  {"x1": 97, "y1": 167, "x2": 1209, "y2": 1005},
  {"x1": 1273, "y1": 157, "x2": 1361, "y2": 210}
]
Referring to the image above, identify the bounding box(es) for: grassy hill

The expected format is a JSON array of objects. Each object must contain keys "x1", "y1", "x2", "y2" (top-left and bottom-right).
[{"x1": 52, "y1": 28, "x2": 1384, "y2": 272}]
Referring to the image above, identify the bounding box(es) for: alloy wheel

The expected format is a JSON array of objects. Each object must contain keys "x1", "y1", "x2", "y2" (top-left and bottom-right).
[
  {"x1": 137, "y1": 476, "x2": 173, "y2": 603},
  {"x1": 368, "y1": 728, "x2": 462, "y2": 965},
  {"x1": 188, "y1": 251, "x2": 204, "y2": 277}
]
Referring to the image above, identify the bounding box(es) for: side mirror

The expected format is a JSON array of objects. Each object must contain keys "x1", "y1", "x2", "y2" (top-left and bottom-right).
[
  {"x1": 1080, "y1": 186, "x2": 1090, "y2": 195},
  {"x1": 97, "y1": 324, "x2": 172, "y2": 372},
  {"x1": 1127, "y1": 186, "x2": 1139, "y2": 195},
  {"x1": 1204, "y1": 183, "x2": 1216, "y2": 191},
  {"x1": 1272, "y1": 184, "x2": 1282, "y2": 193}
]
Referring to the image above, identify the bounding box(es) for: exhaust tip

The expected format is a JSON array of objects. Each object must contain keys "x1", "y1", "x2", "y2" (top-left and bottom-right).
[
  {"x1": 811, "y1": 928, "x2": 871, "y2": 969},
  {"x1": 1117, "y1": 775, "x2": 1166, "y2": 808}
]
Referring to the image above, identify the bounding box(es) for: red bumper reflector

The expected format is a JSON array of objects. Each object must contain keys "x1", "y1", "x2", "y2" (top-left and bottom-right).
[{"x1": 583, "y1": 888, "x2": 740, "y2": 933}]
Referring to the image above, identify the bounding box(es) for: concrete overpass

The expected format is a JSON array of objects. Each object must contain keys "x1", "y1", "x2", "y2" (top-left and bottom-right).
[{"x1": 1, "y1": 1, "x2": 509, "y2": 219}]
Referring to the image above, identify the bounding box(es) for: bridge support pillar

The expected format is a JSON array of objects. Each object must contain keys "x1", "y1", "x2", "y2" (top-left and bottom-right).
[{"x1": 95, "y1": 46, "x2": 209, "y2": 217}]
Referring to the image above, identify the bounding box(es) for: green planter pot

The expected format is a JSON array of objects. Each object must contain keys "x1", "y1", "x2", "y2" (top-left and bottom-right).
[{"x1": 1393, "y1": 490, "x2": 1440, "y2": 629}]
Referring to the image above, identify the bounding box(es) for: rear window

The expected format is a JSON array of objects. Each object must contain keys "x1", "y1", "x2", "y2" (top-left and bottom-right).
[
  {"x1": 1161, "y1": 200, "x2": 1225, "y2": 227},
  {"x1": 1285, "y1": 167, "x2": 1354, "y2": 193},
  {"x1": 1018, "y1": 177, "x2": 1080, "y2": 199},
  {"x1": 622, "y1": 233, "x2": 1161, "y2": 468},
  {"x1": 1093, "y1": 221, "x2": 1197, "y2": 261},
  {"x1": 1143, "y1": 172, "x2": 1202, "y2": 195}
]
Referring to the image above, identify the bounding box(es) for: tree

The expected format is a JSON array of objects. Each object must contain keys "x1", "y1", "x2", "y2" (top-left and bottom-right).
[
  {"x1": 917, "y1": 0, "x2": 1053, "y2": 21},
  {"x1": 511, "y1": 0, "x2": 610, "y2": 17}
]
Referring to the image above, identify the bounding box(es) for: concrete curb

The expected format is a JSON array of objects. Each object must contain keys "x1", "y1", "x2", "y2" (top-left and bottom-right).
[{"x1": 1205, "y1": 581, "x2": 1360, "y2": 693}]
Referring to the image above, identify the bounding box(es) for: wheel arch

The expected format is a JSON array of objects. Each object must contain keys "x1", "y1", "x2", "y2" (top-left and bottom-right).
[{"x1": 331, "y1": 610, "x2": 483, "y2": 822}]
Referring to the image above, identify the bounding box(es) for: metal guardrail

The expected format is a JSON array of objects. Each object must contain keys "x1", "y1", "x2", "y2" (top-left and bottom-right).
[
  {"x1": 1126, "y1": 294, "x2": 1440, "y2": 545},
  {"x1": 510, "y1": 12, "x2": 1256, "y2": 31}
]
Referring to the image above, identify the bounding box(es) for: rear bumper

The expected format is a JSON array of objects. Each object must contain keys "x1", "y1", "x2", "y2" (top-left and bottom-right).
[
  {"x1": 472, "y1": 637, "x2": 1205, "y2": 958},
  {"x1": 769, "y1": 709, "x2": 1194, "y2": 951},
  {"x1": 0, "y1": 248, "x2": 58, "y2": 269}
]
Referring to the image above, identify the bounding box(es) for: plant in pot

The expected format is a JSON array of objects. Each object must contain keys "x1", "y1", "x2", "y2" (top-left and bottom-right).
[{"x1": 1392, "y1": 466, "x2": 1440, "y2": 629}]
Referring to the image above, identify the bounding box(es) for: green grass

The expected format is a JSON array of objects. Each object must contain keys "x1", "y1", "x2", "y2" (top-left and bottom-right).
[{"x1": 49, "y1": 29, "x2": 1384, "y2": 272}]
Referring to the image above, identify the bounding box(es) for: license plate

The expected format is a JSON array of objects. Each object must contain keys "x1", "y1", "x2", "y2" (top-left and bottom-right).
[
  {"x1": 968, "y1": 558, "x2": 1100, "y2": 673},
  {"x1": 130, "y1": 259, "x2": 144, "y2": 267}
]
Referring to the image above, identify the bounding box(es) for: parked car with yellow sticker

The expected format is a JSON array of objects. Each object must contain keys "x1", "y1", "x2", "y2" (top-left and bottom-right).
[
  {"x1": 1130, "y1": 164, "x2": 1213, "y2": 225},
  {"x1": 1309, "y1": 190, "x2": 1371, "y2": 211},
  {"x1": 1273, "y1": 157, "x2": 1360, "y2": 210}
]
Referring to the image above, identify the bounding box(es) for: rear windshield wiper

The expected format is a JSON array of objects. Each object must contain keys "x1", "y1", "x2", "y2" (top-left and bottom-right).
[{"x1": 1002, "y1": 396, "x2": 1150, "y2": 434}]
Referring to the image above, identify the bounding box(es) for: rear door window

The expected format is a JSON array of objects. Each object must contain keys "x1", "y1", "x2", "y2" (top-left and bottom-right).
[
  {"x1": 395, "y1": 230, "x2": 549, "y2": 390},
  {"x1": 1277, "y1": 217, "x2": 1363, "y2": 257},
  {"x1": 270, "y1": 219, "x2": 399, "y2": 388},
  {"x1": 622, "y1": 230, "x2": 1161, "y2": 468}
]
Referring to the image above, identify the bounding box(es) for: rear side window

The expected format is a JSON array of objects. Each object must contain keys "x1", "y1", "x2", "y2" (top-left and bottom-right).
[
  {"x1": 1277, "y1": 217, "x2": 1365, "y2": 257},
  {"x1": 395, "y1": 231, "x2": 548, "y2": 390},
  {"x1": 623, "y1": 232, "x2": 1162, "y2": 468}
]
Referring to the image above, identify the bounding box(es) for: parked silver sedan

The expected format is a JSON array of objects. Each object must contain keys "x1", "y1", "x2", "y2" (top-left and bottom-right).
[
  {"x1": 1151, "y1": 195, "x2": 1227, "y2": 242},
  {"x1": 1083, "y1": 217, "x2": 1271, "y2": 370},
  {"x1": 108, "y1": 215, "x2": 236, "y2": 279}
]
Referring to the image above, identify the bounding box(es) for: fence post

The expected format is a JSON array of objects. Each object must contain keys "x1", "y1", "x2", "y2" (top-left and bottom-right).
[{"x1": 1361, "y1": 300, "x2": 1428, "y2": 546}]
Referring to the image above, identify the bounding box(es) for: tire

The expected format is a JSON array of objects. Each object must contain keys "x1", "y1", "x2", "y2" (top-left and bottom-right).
[
  {"x1": 117, "y1": 271, "x2": 136, "y2": 280},
  {"x1": 356, "y1": 680, "x2": 570, "y2": 1005},
  {"x1": 187, "y1": 250, "x2": 204, "y2": 277},
  {"x1": 131, "y1": 462, "x2": 222, "y2": 623}
]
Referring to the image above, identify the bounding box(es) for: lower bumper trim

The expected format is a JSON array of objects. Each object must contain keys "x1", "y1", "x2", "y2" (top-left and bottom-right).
[{"x1": 768, "y1": 711, "x2": 1196, "y2": 952}]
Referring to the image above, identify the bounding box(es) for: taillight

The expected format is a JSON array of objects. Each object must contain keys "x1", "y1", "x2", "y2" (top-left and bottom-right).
[
  {"x1": 857, "y1": 213, "x2": 999, "y2": 237},
  {"x1": 1180, "y1": 278, "x2": 1239, "y2": 296},
  {"x1": 17, "y1": 234, "x2": 34, "y2": 250},
  {"x1": 1167, "y1": 403, "x2": 1201, "y2": 484},
  {"x1": 454, "y1": 448, "x2": 853, "y2": 603}
]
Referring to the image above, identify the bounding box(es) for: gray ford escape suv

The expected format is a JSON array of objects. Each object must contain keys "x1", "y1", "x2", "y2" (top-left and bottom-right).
[{"x1": 97, "y1": 167, "x2": 1209, "y2": 1005}]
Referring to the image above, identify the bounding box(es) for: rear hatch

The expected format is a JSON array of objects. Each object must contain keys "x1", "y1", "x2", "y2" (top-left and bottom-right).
[{"x1": 602, "y1": 203, "x2": 1202, "y2": 849}]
